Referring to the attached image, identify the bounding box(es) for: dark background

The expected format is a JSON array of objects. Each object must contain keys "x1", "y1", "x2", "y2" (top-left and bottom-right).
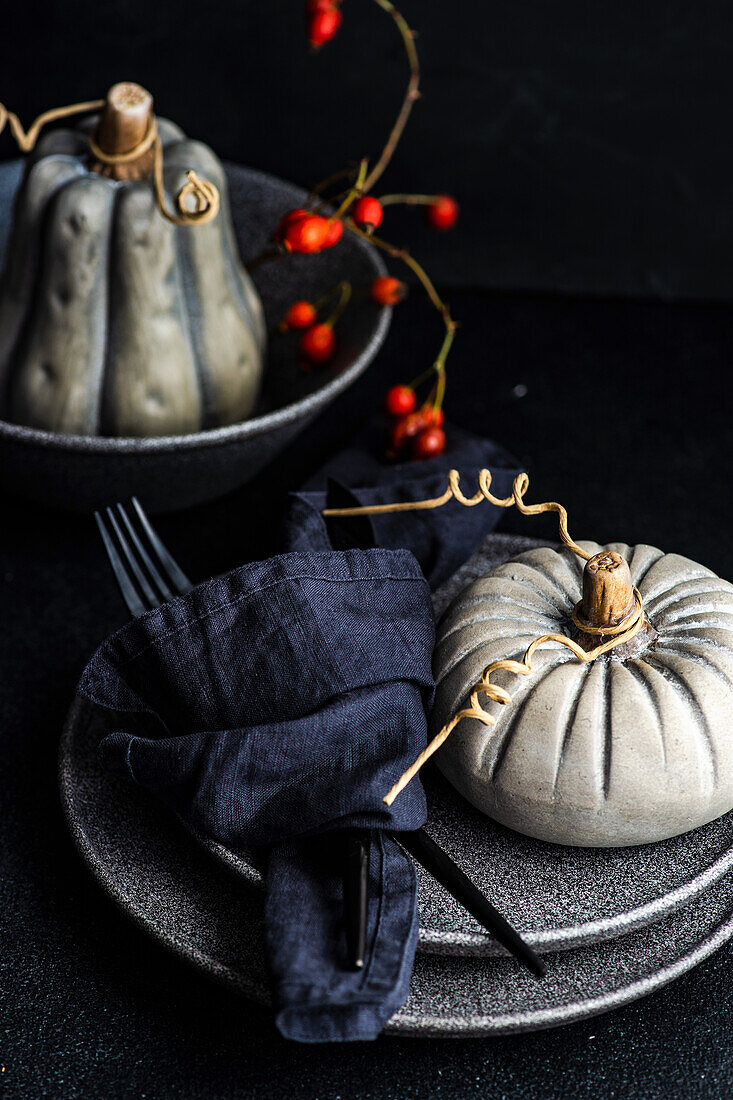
[
  {"x1": 2, "y1": 2, "x2": 733, "y2": 1098},
  {"x1": 4, "y1": 0, "x2": 733, "y2": 299}
]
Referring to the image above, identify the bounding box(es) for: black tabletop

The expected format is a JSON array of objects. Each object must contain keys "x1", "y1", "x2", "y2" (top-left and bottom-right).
[{"x1": 3, "y1": 288, "x2": 733, "y2": 1098}]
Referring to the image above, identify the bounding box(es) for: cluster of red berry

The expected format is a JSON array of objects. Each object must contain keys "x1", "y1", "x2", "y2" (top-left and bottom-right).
[
  {"x1": 280, "y1": 297, "x2": 336, "y2": 365},
  {"x1": 274, "y1": 193, "x2": 457, "y2": 256},
  {"x1": 384, "y1": 385, "x2": 446, "y2": 460},
  {"x1": 280, "y1": 275, "x2": 408, "y2": 366},
  {"x1": 274, "y1": 208, "x2": 343, "y2": 254},
  {"x1": 267, "y1": 1, "x2": 459, "y2": 458}
]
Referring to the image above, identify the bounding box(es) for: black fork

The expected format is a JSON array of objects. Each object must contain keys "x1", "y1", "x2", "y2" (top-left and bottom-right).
[
  {"x1": 95, "y1": 498, "x2": 545, "y2": 979},
  {"x1": 95, "y1": 499, "x2": 193, "y2": 617}
]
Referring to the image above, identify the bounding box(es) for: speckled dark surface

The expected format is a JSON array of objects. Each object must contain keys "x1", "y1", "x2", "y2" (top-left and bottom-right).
[
  {"x1": 0, "y1": 160, "x2": 389, "y2": 512},
  {"x1": 59, "y1": 534, "x2": 733, "y2": 1037}
]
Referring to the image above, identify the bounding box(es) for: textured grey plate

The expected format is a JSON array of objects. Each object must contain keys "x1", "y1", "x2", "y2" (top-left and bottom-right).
[
  {"x1": 59, "y1": 691, "x2": 733, "y2": 1037},
  {"x1": 58, "y1": 533, "x2": 733, "y2": 1034},
  {"x1": 0, "y1": 159, "x2": 389, "y2": 512},
  {"x1": 190, "y1": 535, "x2": 733, "y2": 956}
]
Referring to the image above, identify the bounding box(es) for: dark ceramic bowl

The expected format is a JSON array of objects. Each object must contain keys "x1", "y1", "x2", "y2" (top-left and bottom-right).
[{"x1": 0, "y1": 160, "x2": 389, "y2": 512}]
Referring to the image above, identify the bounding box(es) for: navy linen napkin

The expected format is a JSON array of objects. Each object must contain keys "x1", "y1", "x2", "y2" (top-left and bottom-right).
[
  {"x1": 283, "y1": 422, "x2": 521, "y2": 589},
  {"x1": 78, "y1": 549, "x2": 434, "y2": 1042}
]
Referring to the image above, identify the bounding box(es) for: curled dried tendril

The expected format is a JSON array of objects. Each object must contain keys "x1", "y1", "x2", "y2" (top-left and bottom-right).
[
  {"x1": 321, "y1": 468, "x2": 647, "y2": 806},
  {"x1": 0, "y1": 99, "x2": 219, "y2": 227}
]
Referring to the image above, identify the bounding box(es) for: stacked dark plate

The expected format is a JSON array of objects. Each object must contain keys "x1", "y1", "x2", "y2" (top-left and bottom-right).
[{"x1": 59, "y1": 533, "x2": 733, "y2": 1037}]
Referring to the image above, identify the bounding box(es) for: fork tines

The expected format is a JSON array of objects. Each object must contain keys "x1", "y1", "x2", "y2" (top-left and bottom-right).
[{"x1": 94, "y1": 499, "x2": 193, "y2": 618}]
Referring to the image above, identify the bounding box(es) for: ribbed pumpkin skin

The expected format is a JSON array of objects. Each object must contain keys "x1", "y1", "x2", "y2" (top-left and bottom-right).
[
  {"x1": 432, "y1": 542, "x2": 733, "y2": 847},
  {"x1": 0, "y1": 117, "x2": 266, "y2": 437}
]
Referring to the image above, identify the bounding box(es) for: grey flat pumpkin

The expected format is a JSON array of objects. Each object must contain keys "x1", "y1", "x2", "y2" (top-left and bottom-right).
[
  {"x1": 431, "y1": 541, "x2": 733, "y2": 847},
  {"x1": 0, "y1": 116, "x2": 265, "y2": 437}
]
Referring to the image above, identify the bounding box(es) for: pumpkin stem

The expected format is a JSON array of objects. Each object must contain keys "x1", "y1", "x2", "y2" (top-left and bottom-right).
[
  {"x1": 577, "y1": 552, "x2": 636, "y2": 630},
  {"x1": 89, "y1": 82, "x2": 155, "y2": 181}
]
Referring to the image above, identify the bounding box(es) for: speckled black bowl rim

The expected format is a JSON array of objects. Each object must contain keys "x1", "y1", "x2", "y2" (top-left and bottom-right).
[
  {"x1": 58, "y1": 692, "x2": 733, "y2": 1037},
  {"x1": 0, "y1": 161, "x2": 390, "y2": 455}
]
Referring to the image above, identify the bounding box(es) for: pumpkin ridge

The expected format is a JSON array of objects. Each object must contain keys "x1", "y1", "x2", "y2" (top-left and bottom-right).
[
  {"x1": 163, "y1": 139, "x2": 262, "y2": 428},
  {"x1": 97, "y1": 179, "x2": 121, "y2": 434},
  {"x1": 654, "y1": 639, "x2": 733, "y2": 692},
  {"x1": 491, "y1": 546, "x2": 582, "y2": 602},
  {"x1": 553, "y1": 662, "x2": 593, "y2": 794},
  {"x1": 440, "y1": 586, "x2": 561, "y2": 623},
  {"x1": 642, "y1": 653, "x2": 718, "y2": 787},
  {"x1": 602, "y1": 662, "x2": 613, "y2": 800},
  {"x1": 661, "y1": 592, "x2": 733, "y2": 617},
  {"x1": 435, "y1": 624, "x2": 551, "y2": 673},
  {"x1": 457, "y1": 588, "x2": 568, "y2": 622},
  {"x1": 663, "y1": 609, "x2": 733, "y2": 634},
  {"x1": 534, "y1": 549, "x2": 587, "y2": 602},
  {"x1": 621, "y1": 660, "x2": 668, "y2": 769},
  {"x1": 553, "y1": 545, "x2": 588, "y2": 589},
  {"x1": 436, "y1": 609, "x2": 562, "y2": 650},
  {"x1": 485, "y1": 667, "x2": 538, "y2": 782},
  {"x1": 488, "y1": 657, "x2": 574, "y2": 783},
  {"x1": 20, "y1": 174, "x2": 115, "y2": 434},
  {"x1": 0, "y1": 161, "x2": 86, "y2": 412},
  {"x1": 434, "y1": 632, "x2": 542, "y2": 705},
  {"x1": 641, "y1": 573, "x2": 723, "y2": 616},
  {"x1": 653, "y1": 586, "x2": 733, "y2": 621},
  {"x1": 492, "y1": 562, "x2": 573, "y2": 615},
  {"x1": 208, "y1": 159, "x2": 266, "y2": 347}
]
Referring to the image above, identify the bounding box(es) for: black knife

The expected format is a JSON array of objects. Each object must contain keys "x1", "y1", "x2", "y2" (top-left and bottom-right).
[
  {"x1": 397, "y1": 828, "x2": 545, "y2": 977},
  {"x1": 324, "y1": 479, "x2": 375, "y2": 970}
]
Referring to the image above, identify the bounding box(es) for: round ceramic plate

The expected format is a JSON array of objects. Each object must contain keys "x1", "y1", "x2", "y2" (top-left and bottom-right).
[
  {"x1": 59, "y1": 691, "x2": 733, "y2": 1037},
  {"x1": 60, "y1": 534, "x2": 733, "y2": 962},
  {"x1": 0, "y1": 159, "x2": 389, "y2": 511}
]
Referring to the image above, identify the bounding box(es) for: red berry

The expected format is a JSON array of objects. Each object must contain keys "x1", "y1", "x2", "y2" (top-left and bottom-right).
[
  {"x1": 306, "y1": 1, "x2": 342, "y2": 47},
  {"x1": 275, "y1": 208, "x2": 309, "y2": 241},
  {"x1": 387, "y1": 420, "x2": 408, "y2": 458},
  {"x1": 384, "y1": 385, "x2": 416, "y2": 418},
  {"x1": 421, "y1": 403, "x2": 445, "y2": 428},
  {"x1": 425, "y1": 195, "x2": 459, "y2": 231},
  {"x1": 281, "y1": 301, "x2": 317, "y2": 331},
  {"x1": 388, "y1": 408, "x2": 429, "y2": 456},
  {"x1": 323, "y1": 218, "x2": 344, "y2": 248},
  {"x1": 352, "y1": 195, "x2": 383, "y2": 232},
  {"x1": 282, "y1": 214, "x2": 332, "y2": 254},
  {"x1": 371, "y1": 276, "x2": 407, "y2": 306},
  {"x1": 299, "y1": 323, "x2": 336, "y2": 364},
  {"x1": 412, "y1": 426, "x2": 446, "y2": 459}
]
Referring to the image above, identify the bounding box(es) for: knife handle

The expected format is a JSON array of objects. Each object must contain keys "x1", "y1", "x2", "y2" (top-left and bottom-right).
[{"x1": 343, "y1": 831, "x2": 369, "y2": 970}]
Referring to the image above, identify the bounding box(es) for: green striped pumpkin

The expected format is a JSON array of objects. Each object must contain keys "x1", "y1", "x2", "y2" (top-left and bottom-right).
[{"x1": 0, "y1": 116, "x2": 265, "y2": 437}]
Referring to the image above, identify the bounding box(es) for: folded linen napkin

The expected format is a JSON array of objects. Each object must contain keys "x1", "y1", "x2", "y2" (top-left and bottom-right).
[
  {"x1": 283, "y1": 422, "x2": 521, "y2": 589},
  {"x1": 78, "y1": 549, "x2": 434, "y2": 1042}
]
